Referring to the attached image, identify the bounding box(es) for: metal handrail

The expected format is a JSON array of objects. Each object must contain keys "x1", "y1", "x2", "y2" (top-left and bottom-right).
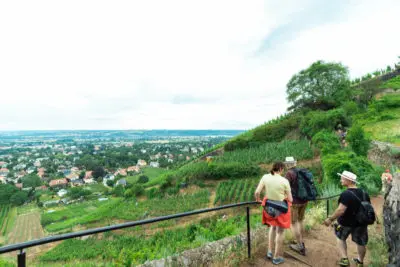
[{"x1": 0, "y1": 194, "x2": 341, "y2": 266}]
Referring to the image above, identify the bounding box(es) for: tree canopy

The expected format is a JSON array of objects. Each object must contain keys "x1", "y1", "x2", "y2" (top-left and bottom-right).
[{"x1": 286, "y1": 60, "x2": 351, "y2": 110}]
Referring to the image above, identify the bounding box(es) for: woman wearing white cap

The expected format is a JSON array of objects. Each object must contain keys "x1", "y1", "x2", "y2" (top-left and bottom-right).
[{"x1": 323, "y1": 170, "x2": 371, "y2": 267}]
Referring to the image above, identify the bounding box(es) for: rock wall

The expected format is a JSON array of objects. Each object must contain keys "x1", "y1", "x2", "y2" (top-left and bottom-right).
[
  {"x1": 368, "y1": 141, "x2": 398, "y2": 167},
  {"x1": 383, "y1": 172, "x2": 400, "y2": 267},
  {"x1": 138, "y1": 226, "x2": 268, "y2": 267}
]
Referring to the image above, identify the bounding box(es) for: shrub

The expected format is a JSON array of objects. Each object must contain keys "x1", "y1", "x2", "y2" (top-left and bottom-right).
[
  {"x1": 312, "y1": 130, "x2": 341, "y2": 155},
  {"x1": 138, "y1": 175, "x2": 149, "y2": 184},
  {"x1": 300, "y1": 108, "x2": 348, "y2": 137},
  {"x1": 346, "y1": 124, "x2": 370, "y2": 156}
]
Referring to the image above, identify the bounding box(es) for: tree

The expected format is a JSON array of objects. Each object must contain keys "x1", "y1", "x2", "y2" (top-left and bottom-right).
[
  {"x1": 67, "y1": 187, "x2": 91, "y2": 200},
  {"x1": 0, "y1": 184, "x2": 18, "y2": 205},
  {"x1": 138, "y1": 175, "x2": 149, "y2": 184},
  {"x1": 286, "y1": 60, "x2": 351, "y2": 110},
  {"x1": 10, "y1": 191, "x2": 29, "y2": 206},
  {"x1": 106, "y1": 179, "x2": 115, "y2": 187},
  {"x1": 346, "y1": 124, "x2": 370, "y2": 156},
  {"x1": 21, "y1": 174, "x2": 42, "y2": 188},
  {"x1": 92, "y1": 166, "x2": 105, "y2": 180}
]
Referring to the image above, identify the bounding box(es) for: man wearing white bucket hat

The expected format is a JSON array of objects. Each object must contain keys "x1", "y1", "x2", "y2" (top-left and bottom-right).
[{"x1": 323, "y1": 170, "x2": 371, "y2": 267}]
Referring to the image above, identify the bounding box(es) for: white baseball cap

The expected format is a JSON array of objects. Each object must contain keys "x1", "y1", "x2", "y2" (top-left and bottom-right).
[{"x1": 337, "y1": 170, "x2": 357, "y2": 183}]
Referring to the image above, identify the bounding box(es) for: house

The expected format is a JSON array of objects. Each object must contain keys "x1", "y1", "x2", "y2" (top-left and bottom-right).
[
  {"x1": 167, "y1": 158, "x2": 174, "y2": 163},
  {"x1": 85, "y1": 171, "x2": 93, "y2": 179},
  {"x1": 116, "y1": 179, "x2": 127, "y2": 187},
  {"x1": 57, "y1": 189, "x2": 68, "y2": 197},
  {"x1": 114, "y1": 169, "x2": 127, "y2": 176},
  {"x1": 149, "y1": 162, "x2": 160, "y2": 168},
  {"x1": 70, "y1": 167, "x2": 79, "y2": 173},
  {"x1": 137, "y1": 159, "x2": 147, "y2": 166},
  {"x1": 35, "y1": 185, "x2": 48, "y2": 191},
  {"x1": 0, "y1": 176, "x2": 6, "y2": 184},
  {"x1": 0, "y1": 161, "x2": 7, "y2": 167},
  {"x1": 66, "y1": 173, "x2": 79, "y2": 181},
  {"x1": 84, "y1": 177, "x2": 95, "y2": 184},
  {"x1": 71, "y1": 179, "x2": 84, "y2": 187},
  {"x1": 34, "y1": 161, "x2": 41, "y2": 167},
  {"x1": 27, "y1": 167, "x2": 36, "y2": 174},
  {"x1": 15, "y1": 183, "x2": 23, "y2": 189},
  {"x1": 127, "y1": 166, "x2": 140, "y2": 173},
  {"x1": 49, "y1": 178, "x2": 68, "y2": 188},
  {"x1": 0, "y1": 168, "x2": 9, "y2": 176}
]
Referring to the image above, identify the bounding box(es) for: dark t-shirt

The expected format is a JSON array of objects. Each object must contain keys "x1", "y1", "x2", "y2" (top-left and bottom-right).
[
  {"x1": 338, "y1": 188, "x2": 371, "y2": 227},
  {"x1": 285, "y1": 168, "x2": 307, "y2": 205}
]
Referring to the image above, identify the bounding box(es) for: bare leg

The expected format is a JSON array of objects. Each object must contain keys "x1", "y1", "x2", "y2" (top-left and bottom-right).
[
  {"x1": 356, "y1": 245, "x2": 366, "y2": 263},
  {"x1": 291, "y1": 221, "x2": 303, "y2": 244},
  {"x1": 268, "y1": 226, "x2": 276, "y2": 253},
  {"x1": 336, "y1": 237, "x2": 348, "y2": 259},
  {"x1": 274, "y1": 227, "x2": 285, "y2": 258}
]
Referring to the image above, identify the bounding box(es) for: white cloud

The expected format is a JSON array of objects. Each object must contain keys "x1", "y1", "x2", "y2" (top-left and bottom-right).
[{"x1": 0, "y1": 0, "x2": 399, "y2": 130}]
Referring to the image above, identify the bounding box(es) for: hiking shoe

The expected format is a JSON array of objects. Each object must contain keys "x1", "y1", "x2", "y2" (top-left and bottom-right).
[
  {"x1": 265, "y1": 251, "x2": 273, "y2": 260},
  {"x1": 289, "y1": 243, "x2": 306, "y2": 256},
  {"x1": 353, "y1": 258, "x2": 364, "y2": 267},
  {"x1": 272, "y1": 257, "x2": 285, "y2": 265},
  {"x1": 337, "y1": 258, "x2": 350, "y2": 266}
]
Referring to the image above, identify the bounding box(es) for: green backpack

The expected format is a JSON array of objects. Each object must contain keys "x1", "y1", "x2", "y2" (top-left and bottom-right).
[{"x1": 295, "y1": 168, "x2": 317, "y2": 201}]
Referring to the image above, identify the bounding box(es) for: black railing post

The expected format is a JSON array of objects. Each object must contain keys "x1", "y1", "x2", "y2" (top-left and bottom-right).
[
  {"x1": 326, "y1": 199, "x2": 329, "y2": 218},
  {"x1": 18, "y1": 249, "x2": 26, "y2": 267},
  {"x1": 246, "y1": 206, "x2": 251, "y2": 259}
]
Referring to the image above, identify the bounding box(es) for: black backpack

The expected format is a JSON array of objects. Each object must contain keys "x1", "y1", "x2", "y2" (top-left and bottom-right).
[
  {"x1": 348, "y1": 190, "x2": 376, "y2": 225},
  {"x1": 294, "y1": 168, "x2": 317, "y2": 201}
]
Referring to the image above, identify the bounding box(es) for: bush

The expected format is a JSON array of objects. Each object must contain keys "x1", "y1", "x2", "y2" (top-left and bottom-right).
[
  {"x1": 346, "y1": 124, "x2": 370, "y2": 156},
  {"x1": 300, "y1": 108, "x2": 348, "y2": 137},
  {"x1": 138, "y1": 175, "x2": 149, "y2": 184},
  {"x1": 312, "y1": 130, "x2": 341, "y2": 155}
]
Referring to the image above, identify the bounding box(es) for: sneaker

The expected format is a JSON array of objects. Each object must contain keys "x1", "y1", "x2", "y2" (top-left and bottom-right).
[
  {"x1": 264, "y1": 251, "x2": 272, "y2": 260},
  {"x1": 289, "y1": 243, "x2": 306, "y2": 256},
  {"x1": 272, "y1": 257, "x2": 285, "y2": 265},
  {"x1": 353, "y1": 258, "x2": 364, "y2": 267},
  {"x1": 337, "y1": 258, "x2": 350, "y2": 266}
]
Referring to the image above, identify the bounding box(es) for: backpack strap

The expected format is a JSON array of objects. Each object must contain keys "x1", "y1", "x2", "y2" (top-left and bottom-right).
[{"x1": 347, "y1": 189, "x2": 363, "y2": 204}]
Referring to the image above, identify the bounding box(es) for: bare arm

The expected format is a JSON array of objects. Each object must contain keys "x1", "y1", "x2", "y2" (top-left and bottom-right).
[
  {"x1": 323, "y1": 203, "x2": 347, "y2": 226},
  {"x1": 286, "y1": 189, "x2": 293, "y2": 203},
  {"x1": 254, "y1": 178, "x2": 264, "y2": 202}
]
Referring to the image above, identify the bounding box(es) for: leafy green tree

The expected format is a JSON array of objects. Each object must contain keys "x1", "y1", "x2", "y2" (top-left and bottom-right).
[
  {"x1": 138, "y1": 175, "x2": 149, "y2": 184},
  {"x1": 67, "y1": 187, "x2": 91, "y2": 199},
  {"x1": 0, "y1": 184, "x2": 18, "y2": 205},
  {"x1": 106, "y1": 179, "x2": 115, "y2": 187},
  {"x1": 286, "y1": 60, "x2": 351, "y2": 110},
  {"x1": 92, "y1": 166, "x2": 105, "y2": 180},
  {"x1": 312, "y1": 130, "x2": 341, "y2": 155},
  {"x1": 113, "y1": 185, "x2": 125, "y2": 197},
  {"x1": 21, "y1": 174, "x2": 42, "y2": 188},
  {"x1": 10, "y1": 191, "x2": 29, "y2": 206},
  {"x1": 346, "y1": 124, "x2": 370, "y2": 156}
]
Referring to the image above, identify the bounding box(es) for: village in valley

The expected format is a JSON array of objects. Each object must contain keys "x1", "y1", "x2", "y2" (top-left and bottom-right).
[{"x1": 0, "y1": 130, "x2": 236, "y2": 208}]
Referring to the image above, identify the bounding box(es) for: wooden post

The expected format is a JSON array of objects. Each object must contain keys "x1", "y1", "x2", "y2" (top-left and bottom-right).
[{"x1": 383, "y1": 172, "x2": 400, "y2": 266}]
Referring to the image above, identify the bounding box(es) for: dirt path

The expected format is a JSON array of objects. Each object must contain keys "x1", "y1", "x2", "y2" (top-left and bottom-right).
[
  {"x1": 5, "y1": 211, "x2": 55, "y2": 259},
  {"x1": 240, "y1": 195, "x2": 384, "y2": 267}
]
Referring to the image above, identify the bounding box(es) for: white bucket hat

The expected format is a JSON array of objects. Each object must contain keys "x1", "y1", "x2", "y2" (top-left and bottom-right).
[
  {"x1": 337, "y1": 170, "x2": 357, "y2": 183},
  {"x1": 284, "y1": 157, "x2": 296, "y2": 164}
]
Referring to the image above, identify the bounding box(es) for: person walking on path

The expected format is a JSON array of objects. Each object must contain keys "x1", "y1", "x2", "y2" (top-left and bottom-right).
[
  {"x1": 284, "y1": 156, "x2": 308, "y2": 256},
  {"x1": 255, "y1": 161, "x2": 293, "y2": 265},
  {"x1": 381, "y1": 169, "x2": 393, "y2": 193},
  {"x1": 323, "y1": 171, "x2": 371, "y2": 267}
]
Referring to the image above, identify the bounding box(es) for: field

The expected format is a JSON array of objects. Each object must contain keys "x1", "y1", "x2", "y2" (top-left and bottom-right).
[
  {"x1": 125, "y1": 167, "x2": 167, "y2": 186},
  {"x1": 215, "y1": 140, "x2": 314, "y2": 165},
  {"x1": 214, "y1": 178, "x2": 259, "y2": 205},
  {"x1": 39, "y1": 212, "x2": 262, "y2": 266},
  {"x1": 364, "y1": 117, "x2": 400, "y2": 145},
  {"x1": 42, "y1": 190, "x2": 210, "y2": 233},
  {"x1": 0, "y1": 205, "x2": 17, "y2": 244}
]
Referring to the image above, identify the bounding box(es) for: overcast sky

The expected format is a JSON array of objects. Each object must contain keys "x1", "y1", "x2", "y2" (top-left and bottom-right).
[{"x1": 1, "y1": 0, "x2": 399, "y2": 131}]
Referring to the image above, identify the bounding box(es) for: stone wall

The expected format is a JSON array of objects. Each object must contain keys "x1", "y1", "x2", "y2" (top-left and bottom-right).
[
  {"x1": 383, "y1": 172, "x2": 400, "y2": 267},
  {"x1": 368, "y1": 141, "x2": 398, "y2": 167},
  {"x1": 138, "y1": 226, "x2": 268, "y2": 267}
]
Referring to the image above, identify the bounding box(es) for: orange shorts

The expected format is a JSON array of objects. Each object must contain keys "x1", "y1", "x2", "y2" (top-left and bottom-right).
[{"x1": 291, "y1": 203, "x2": 307, "y2": 223}]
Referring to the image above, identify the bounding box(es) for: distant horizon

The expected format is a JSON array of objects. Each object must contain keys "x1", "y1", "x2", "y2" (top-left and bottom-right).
[{"x1": 0, "y1": 129, "x2": 246, "y2": 132}]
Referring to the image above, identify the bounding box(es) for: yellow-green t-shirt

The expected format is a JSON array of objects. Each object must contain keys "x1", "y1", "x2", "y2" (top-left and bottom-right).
[{"x1": 255, "y1": 173, "x2": 291, "y2": 201}]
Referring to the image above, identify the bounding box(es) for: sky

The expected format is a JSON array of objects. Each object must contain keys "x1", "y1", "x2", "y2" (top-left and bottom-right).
[{"x1": 0, "y1": 0, "x2": 399, "y2": 131}]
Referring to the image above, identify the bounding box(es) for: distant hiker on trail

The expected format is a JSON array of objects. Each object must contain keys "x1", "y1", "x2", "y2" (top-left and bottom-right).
[
  {"x1": 381, "y1": 169, "x2": 393, "y2": 193},
  {"x1": 323, "y1": 171, "x2": 374, "y2": 267},
  {"x1": 284, "y1": 156, "x2": 308, "y2": 256},
  {"x1": 255, "y1": 161, "x2": 293, "y2": 265}
]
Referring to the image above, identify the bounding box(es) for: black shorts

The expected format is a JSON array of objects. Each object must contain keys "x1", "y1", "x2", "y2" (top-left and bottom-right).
[{"x1": 334, "y1": 224, "x2": 368, "y2": 246}]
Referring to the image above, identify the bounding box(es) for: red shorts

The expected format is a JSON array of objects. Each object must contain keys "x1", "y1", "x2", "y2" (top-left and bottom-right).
[{"x1": 261, "y1": 198, "x2": 292, "y2": 229}]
